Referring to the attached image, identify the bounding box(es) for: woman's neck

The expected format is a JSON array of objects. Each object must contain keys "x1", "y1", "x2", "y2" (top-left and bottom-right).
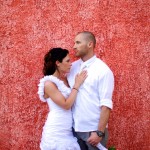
[
  {"x1": 53, "y1": 71, "x2": 66, "y2": 80},
  {"x1": 53, "y1": 70, "x2": 69, "y2": 87}
]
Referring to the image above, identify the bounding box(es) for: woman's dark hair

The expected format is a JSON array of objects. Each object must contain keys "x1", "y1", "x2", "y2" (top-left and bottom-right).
[{"x1": 43, "y1": 48, "x2": 69, "y2": 75}]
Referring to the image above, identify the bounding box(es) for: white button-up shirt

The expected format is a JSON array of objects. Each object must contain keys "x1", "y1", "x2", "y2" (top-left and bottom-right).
[{"x1": 67, "y1": 56, "x2": 114, "y2": 132}]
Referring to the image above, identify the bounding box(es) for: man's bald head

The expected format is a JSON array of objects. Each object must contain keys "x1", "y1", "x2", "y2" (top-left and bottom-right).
[{"x1": 77, "y1": 31, "x2": 96, "y2": 48}]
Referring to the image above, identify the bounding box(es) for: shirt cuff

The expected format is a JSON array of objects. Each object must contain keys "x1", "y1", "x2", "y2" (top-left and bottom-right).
[{"x1": 100, "y1": 99, "x2": 113, "y2": 109}]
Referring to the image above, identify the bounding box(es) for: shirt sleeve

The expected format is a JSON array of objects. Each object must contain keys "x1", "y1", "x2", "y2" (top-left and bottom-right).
[{"x1": 98, "y1": 69, "x2": 114, "y2": 109}]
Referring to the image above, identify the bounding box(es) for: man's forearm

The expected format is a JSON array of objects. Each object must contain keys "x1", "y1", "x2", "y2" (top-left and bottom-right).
[{"x1": 98, "y1": 106, "x2": 111, "y2": 132}]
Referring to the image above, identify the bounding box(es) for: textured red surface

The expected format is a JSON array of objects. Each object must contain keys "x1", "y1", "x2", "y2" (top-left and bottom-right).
[{"x1": 0, "y1": 0, "x2": 150, "y2": 150}]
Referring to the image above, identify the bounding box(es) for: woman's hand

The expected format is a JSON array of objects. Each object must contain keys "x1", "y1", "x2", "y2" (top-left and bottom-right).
[{"x1": 74, "y1": 70, "x2": 87, "y2": 89}]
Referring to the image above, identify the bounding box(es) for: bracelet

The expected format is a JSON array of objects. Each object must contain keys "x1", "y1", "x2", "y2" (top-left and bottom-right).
[{"x1": 72, "y1": 87, "x2": 78, "y2": 92}]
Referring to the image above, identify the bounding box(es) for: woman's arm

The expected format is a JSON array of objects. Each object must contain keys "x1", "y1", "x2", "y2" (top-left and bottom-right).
[{"x1": 44, "y1": 71, "x2": 87, "y2": 110}]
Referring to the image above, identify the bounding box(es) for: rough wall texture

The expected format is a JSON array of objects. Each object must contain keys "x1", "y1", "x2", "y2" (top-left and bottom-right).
[{"x1": 0, "y1": 0, "x2": 150, "y2": 150}]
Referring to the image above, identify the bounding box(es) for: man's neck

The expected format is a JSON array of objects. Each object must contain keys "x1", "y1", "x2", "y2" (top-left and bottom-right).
[{"x1": 81, "y1": 53, "x2": 95, "y2": 62}]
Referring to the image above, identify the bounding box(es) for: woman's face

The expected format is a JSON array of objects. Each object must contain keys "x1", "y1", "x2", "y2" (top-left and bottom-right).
[{"x1": 57, "y1": 54, "x2": 72, "y2": 74}]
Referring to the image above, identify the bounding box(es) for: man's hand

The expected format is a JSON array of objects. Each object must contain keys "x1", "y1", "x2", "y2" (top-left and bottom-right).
[{"x1": 87, "y1": 132, "x2": 102, "y2": 146}]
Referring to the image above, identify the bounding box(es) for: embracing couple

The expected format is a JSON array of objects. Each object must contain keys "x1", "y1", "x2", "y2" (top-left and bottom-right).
[{"x1": 38, "y1": 31, "x2": 114, "y2": 150}]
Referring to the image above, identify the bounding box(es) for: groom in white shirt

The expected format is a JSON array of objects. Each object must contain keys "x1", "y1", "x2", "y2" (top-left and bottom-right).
[{"x1": 67, "y1": 31, "x2": 114, "y2": 150}]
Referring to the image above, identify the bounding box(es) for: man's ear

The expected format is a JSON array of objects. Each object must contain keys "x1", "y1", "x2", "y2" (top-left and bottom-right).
[
  {"x1": 56, "y1": 60, "x2": 60, "y2": 67},
  {"x1": 88, "y1": 41, "x2": 93, "y2": 48}
]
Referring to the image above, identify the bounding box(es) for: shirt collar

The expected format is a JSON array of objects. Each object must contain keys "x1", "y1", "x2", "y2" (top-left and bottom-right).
[{"x1": 80, "y1": 55, "x2": 97, "y2": 68}]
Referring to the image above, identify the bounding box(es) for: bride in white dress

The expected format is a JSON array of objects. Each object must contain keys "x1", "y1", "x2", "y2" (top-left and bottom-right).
[{"x1": 38, "y1": 48, "x2": 87, "y2": 150}]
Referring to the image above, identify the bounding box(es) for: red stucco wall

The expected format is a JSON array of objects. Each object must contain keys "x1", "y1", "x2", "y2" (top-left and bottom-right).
[{"x1": 0, "y1": 0, "x2": 150, "y2": 150}]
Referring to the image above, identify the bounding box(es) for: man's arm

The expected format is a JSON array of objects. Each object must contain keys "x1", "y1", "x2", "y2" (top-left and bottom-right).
[
  {"x1": 98, "y1": 106, "x2": 111, "y2": 132},
  {"x1": 87, "y1": 106, "x2": 111, "y2": 146},
  {"x1": 87, "y1": 69, "x2": 114, "y2": 146}
]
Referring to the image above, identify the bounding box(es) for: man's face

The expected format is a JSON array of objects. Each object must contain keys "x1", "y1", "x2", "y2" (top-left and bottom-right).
[{"x1": 73, "y1": 33, "x2": 89, "y2": 58}]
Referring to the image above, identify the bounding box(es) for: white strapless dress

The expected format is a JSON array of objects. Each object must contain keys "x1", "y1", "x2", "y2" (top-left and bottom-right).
[{"x1": 38, "y1": 75, "x2": 80, "y2": 150}]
